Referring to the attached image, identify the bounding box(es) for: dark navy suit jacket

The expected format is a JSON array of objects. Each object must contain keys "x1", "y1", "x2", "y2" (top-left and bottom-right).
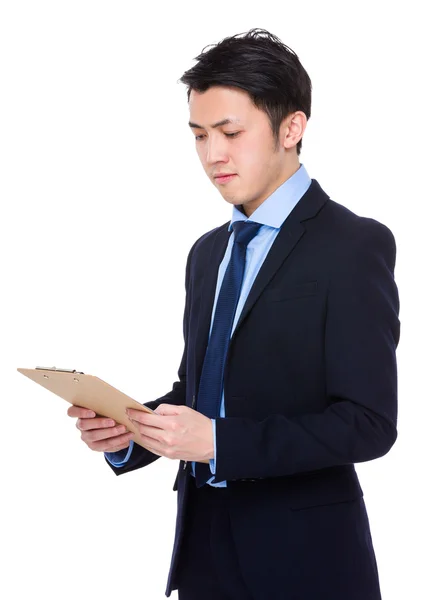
[{"x1": 107, "y1": 178, "x2": 400, "y2": 598}]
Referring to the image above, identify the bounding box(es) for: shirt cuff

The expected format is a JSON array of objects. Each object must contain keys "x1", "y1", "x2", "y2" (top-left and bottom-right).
[
  {"x1": 104, "y1": 440, "x2": 134, "y2": 467},
  {"x1": 209, "y1": 419, "x2": 217, "y2": 474}
]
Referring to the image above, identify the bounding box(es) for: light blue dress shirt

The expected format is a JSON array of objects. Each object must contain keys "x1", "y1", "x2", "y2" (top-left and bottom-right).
[{"x1": 106, "y1": 164, "x2": 312, "y2": 487}]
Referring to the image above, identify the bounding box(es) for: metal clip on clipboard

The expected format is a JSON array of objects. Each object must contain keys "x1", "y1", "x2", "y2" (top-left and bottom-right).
[{"x1": 35, "y1": 366, "x2": 85, "y2": 374}]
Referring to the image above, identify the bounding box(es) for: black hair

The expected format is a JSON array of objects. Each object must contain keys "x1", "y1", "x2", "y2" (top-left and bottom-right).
[{"x1": 179, "y1": 28, "x2": 312, "y2": 155}]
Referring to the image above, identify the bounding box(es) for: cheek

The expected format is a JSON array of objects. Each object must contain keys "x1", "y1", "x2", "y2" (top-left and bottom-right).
[
  {"x1": 237, "y1": 141, "x2": 268, "y2": 172},
  {"x1": 196, "y1": 146, "x2": 205, "y2": 163},
  {"x1": 241, "y1": 149, "x2": 275, "y2": 186}
]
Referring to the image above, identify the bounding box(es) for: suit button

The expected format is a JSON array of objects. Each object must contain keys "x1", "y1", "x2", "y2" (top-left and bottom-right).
[{"x1": 183, "y1": 461, "x2": 187, "y2": 470}]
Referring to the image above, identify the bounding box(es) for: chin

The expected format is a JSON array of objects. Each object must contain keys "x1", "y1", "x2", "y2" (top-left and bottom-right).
[{"x1": 223, "y1": 197, "x2": 243, "y2": 207}]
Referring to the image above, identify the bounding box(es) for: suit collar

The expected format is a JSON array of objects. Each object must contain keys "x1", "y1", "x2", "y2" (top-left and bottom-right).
[{"x1": 216, "y1": 178, "x2": 329, "y2": 248}]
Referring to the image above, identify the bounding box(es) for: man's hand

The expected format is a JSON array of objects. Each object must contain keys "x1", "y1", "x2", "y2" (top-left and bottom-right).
[
  {"x1": 126, "y1": 404, "x2": 214, "y2": 463},
  {"x1": 67, "y1": 406, "x2": 134, "y2": 453}
]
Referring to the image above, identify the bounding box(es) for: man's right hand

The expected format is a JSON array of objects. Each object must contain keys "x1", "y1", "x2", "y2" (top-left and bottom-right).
[{"x1": 67, "y1": 405, "x2": 134, "y2": 453}]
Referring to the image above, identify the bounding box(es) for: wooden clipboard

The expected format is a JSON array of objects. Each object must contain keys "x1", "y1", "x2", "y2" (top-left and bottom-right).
[{"x1": 17, "y1": 366, "x2": 156, "y2": 451}]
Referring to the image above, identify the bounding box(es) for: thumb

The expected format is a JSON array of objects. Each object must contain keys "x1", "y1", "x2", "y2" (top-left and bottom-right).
[{"x1": 154, "y1": 403, "x2": 182, "y2": 416}]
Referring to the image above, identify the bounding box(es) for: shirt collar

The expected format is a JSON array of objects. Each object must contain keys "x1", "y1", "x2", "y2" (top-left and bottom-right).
[{"x1": 228, "y1": 163, "x2": 312, "y2": 231}]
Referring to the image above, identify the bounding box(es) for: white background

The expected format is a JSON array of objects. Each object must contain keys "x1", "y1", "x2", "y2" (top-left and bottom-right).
[{"x1": 1, "y1": 1, "x2": 442, "y2": 598}]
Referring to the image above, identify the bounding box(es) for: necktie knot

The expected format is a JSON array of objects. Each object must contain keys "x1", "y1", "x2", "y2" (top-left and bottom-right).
[{"x1": 232, "y1": 220, "x2": 262, "y2": 247}]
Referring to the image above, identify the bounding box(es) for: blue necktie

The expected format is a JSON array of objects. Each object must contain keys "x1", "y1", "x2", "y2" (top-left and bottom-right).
[{"x1": 195, "y1": 220, "x2": 262, "y2": 487}]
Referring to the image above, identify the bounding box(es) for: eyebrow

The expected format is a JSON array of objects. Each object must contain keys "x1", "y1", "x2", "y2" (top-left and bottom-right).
[{"x1": 188, "y1": 118, "x2": 242, "y2": 130}]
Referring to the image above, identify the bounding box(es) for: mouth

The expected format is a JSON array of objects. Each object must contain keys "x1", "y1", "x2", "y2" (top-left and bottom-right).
[{"x1": 214, "y1": 174, "x2": 237, "y2": 184}]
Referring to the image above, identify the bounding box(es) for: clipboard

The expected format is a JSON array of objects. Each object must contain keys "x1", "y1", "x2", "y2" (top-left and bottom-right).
[{"x1": 17, "y1": 366, "x2": 156, "y2": 452}]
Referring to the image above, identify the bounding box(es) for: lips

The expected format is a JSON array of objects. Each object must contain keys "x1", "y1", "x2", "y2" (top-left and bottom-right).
[{"x1": 214, "y1": 174, "x2": 237, "y2": 184}]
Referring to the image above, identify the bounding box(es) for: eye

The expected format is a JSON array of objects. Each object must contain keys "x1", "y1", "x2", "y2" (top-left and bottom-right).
[{"x1": 195, "y1": 132, "x2": 241, "y2": 141}]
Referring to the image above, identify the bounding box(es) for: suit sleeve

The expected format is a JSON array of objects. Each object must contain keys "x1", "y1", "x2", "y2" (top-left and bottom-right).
[
  {"x1": 106, "y1": 237, "x2": 197, "y2": 476},
  {"x1": 211, "y1": 221, "x2": 401, "y2": 483}
]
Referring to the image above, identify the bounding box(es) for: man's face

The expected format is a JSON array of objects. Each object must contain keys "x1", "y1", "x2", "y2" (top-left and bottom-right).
[{"x1": 188, "y1": 86, "x2": 300, "y2": 217}]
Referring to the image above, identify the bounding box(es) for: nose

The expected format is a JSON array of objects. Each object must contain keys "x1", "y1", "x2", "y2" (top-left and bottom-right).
[{"x1": 205, "y1": 136, "x2": 229, "y2": 165}]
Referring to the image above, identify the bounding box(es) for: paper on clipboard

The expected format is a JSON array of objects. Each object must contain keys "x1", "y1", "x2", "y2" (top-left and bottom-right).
[{"x1": 17, "y1": 366, "x2": 156, "y2": 451}]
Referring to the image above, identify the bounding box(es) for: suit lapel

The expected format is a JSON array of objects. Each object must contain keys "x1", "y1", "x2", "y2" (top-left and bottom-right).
[
  {"x1": 193, "y1": 178, "x2": 329, "y2": 391},
  {"x1": 231, "y1": 219, "x2": 306, "y2": 341},
  {"x1": 232, "y1": 179, "x2": 328, "y2": 339}
]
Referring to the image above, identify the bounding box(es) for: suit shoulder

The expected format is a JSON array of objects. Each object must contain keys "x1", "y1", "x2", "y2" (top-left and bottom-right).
[
  {"x1": 189, "y1": 221, "x2": 230, "y2": 255},
  {"x1": 321, "y1": 199, "x2": 397, "y2": 271},
  {"x1": 324, "y1": 199, "x2": 396, "y2": 248}
]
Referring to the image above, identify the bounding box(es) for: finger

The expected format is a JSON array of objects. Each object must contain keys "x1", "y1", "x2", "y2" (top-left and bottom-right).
[
  {"x1": 154, "y1": 404, "x2": 182, "y2": 416},
  {"x1": 136, "y1": 425, "x2": 164, "y2": 444},
  {"x1": 76, "y1": 417, "x2": 117, "y2": 431},
  {"x1": 105, "y1": 442, "x2": 133, "y2": 454},
  {"x1": 126, "y1": 409, "x2": 165, "y2": 427},
  {"x1": 136, "y1": 440, "x2": 163, "y2": 457},
  {"x1": 68, "y1": 405, "x2": 96, "y2": 419},
  {"x1": 81, "y1": 424, "x2": 129, "y2": 443},
  {"x1": 90, "y1": 432, "x2": 134, "y2": 453}
]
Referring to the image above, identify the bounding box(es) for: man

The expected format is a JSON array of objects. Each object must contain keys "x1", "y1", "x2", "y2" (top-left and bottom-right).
[{"x1": 68, "y1": 28, "x2": 400, "y2": 599}]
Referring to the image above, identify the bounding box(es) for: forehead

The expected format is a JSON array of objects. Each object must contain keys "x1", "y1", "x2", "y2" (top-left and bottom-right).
[{"x1": 188, "y1": 86, "x2": 256, "y2": 125}]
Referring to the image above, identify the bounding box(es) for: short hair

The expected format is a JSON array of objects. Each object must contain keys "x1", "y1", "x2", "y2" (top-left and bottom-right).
[{"x1": 179, "y1": 28, "x2": 312, "y2": 155}]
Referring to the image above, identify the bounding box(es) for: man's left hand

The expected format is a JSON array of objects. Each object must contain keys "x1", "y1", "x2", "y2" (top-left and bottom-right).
[{"x1": 126, "y1": 404, "x2": 214, "y2": 463}]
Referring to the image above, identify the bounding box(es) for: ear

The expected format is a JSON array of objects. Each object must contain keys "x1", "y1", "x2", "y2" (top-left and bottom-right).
[{"x1": 283, "y1": 111, "x2": 307, "y2": 150}]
